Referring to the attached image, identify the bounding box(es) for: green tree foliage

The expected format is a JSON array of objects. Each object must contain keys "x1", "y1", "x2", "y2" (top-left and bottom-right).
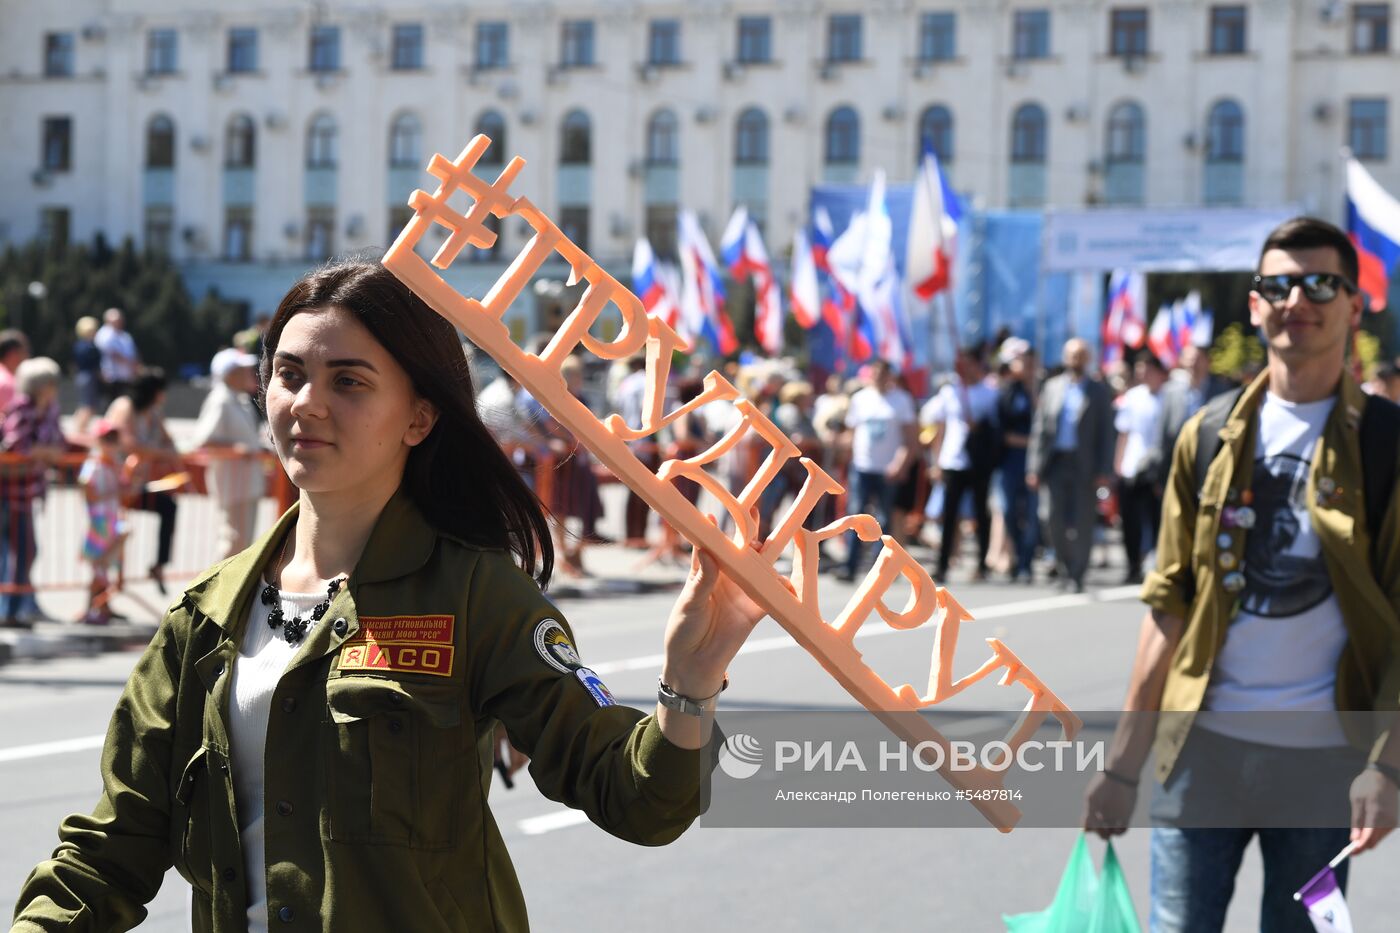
[{"x1": 0, "y1": 236, "x2": 245, "y2": 377}]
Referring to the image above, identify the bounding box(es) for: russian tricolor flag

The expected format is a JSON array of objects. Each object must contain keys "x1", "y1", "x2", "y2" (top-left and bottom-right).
[
  {"x1": 678, "y1": 210, "x2": 738, "y2": 357},
  {"x1": 906, "y1": 141, "x2": 963, "y2": 300},
  {"x1": 789, "y1": 227, "x2": 821, "y2": 330},
  {"x1": 1102, "y1": 269, "x2": 1146, "y2": 365},
  {"x1": 1346, "y1": 156, "x2": 1400, "y2": 311},
  {"x1": 631, "y1": 237, "x2": 685, "y2": 343}
]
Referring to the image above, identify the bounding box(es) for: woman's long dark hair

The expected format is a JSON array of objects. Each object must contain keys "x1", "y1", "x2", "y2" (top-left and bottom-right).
[{"x1": 260, "y1": 259, "x2": 553, "y2": 586}]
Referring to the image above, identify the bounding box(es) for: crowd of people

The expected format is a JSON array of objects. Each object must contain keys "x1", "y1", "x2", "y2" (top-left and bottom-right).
[
  {"x1": 7, "y1": 287, "x2": 1400, "y2": 624},
  {"x1": 0, "y1": 311, "x2": 272, "y2": 627},
  {"x1": 473, "y1": 325, "x2": 1400, "y2": 589}
]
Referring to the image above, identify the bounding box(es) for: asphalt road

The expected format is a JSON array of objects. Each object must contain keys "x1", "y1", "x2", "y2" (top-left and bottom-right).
[{"x1": 4, "y1": 549, "x2": 1398, "y2": 931}]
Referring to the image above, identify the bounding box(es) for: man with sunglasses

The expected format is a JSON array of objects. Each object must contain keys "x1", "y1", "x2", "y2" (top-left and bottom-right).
[{"x1": 1084, "y1": 217, "x2": 1400, "y2": 932}]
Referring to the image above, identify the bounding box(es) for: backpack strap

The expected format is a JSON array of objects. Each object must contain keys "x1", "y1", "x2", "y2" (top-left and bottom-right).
[
  {"x1": 1361, "y1": 393, "x2": 1400, "y2": 546},
  {"x1": 1193, "y1": 386, "x2": 1246, "y2": 496}
]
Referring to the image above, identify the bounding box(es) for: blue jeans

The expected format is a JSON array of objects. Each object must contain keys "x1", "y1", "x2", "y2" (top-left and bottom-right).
[
  {"x1": 998, "y1": 448, "x2": 1039, "y2": 577},
  {"x1": 843, "y1": 470, "x2": 894, "y2": 575},
  {"x1": 1148, "y1": 727, "x2": 1359, "y2": 932},
  {"x1": 0, "y1": 502, "x2": 40, "y2": 621},
  {"x1": 1150, "y1": 827, "x2": 1350, "y2": 933}
]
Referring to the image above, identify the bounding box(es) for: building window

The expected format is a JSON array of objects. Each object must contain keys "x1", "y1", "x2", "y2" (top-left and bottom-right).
[
  {"x1": 391, "y1": 23, "x2": 424, "y2": 70},
  {"x1": 1209, "y1": 6, "x2": 1246, "y2": 54},
  {"x1": 39, "y1": 207, "x2": 70, "y2": 249},
  {"x1": 1353, "y1": 4, "x2": 1391, "y2": 53},
  {"x1": 560, "y1": 207, "x2": 589, "y2": 252},
  {"x1": 737, "y1": 16, "x2": 772, "y2": 63},
  {"x1": 1106, "y1": 102, "x2": 1145, "y2": 162},
  {"x1": 144, "y1": 205, "x2": 173, "y2": 254},
  {"x1": 1206, "y1": 99, "x2": 1244, "y2": 162},
  {"x1": 827, "y1": 14, "x2": 863, "y2": 62},
  {"x1": 561, "y1": 20, "x2": 595, "y2": 67},
  {"x1": 146, "y1": 28, "x2": 178, "y2": 75},
  {"x1": 919, "y1": 105, "x2": 954, "y2": 162},
  {"x1": 561, "y1": 110, "x2": 591, "y2": 164},
  {"x1": 224, "y1": 207, "x2": 253, "y2": 261},
  {"x1": 1013, "y1": 10, "x2": 1051, "y2": 60},
  {"x1": 41, "y1": 116, "x2": 72, "y2": 171},
  {"x1": 307, "y1": 113, "x2": 338, "y2": 168},
  {"x1": 388, "y1": 205, "x2": 415, "y2": 247},
  {"x1": 467, "y1": 214, "x2": 502, "y2": 262},
  {"x1": 225, "y1": 114, "x2": 256, "y2": 168},
  {"x1": 645, "y1": 204, "x2": 678, "y2": 259},
  {"x1": 1349, "y1": 98, "x2": 1389, "y2": 161},
  {"x1": 735, "y1": 108, "x2": 769, "y2": 165},
  {"x1": 146, "y1": 115, "x2": 175, "y2": 168},
  {"x1": 44, "y1": 32, "x2": 75, "y2": 77},
  {"x1": 310, "y1": 25, "x2": 341, "y2": 72},
  {"x1": 388, "y1": 113, "x2": 421, "y2": 168},
  {"x1": 920, "y1": 13, "x2": 956, "y2": 62},
  {"x1": 1110, "y1": 8, "x2": 1150, "y2": 57},
  {"x1": 649, "y1": 19, "x2": 681, "y2": 66},
  {"x1": 476, "y1": 21, "x2": 509, "y2": 69},
  {"x1": 1011, "y1": 103, "x2": 1047, "y2": 162},
  {"x1": 646, "y1": 109, "x2": 680, "y2": 165},
  {"x1": 825, "y1": 106, "x2": 860, "y2": 164},
  {"x1": 305, "y1": 207, "x2": 335, "y2": 260},
  {"x1": 475, "y1": 111, "x2": 506, "y2": 165},
  {"x1": 227, "y1": 28, "x2": 258, "y2": 73}
]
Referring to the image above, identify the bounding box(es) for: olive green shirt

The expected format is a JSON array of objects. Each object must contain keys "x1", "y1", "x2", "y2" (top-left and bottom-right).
[
  {"x1": 1141, "y1": 370, "x2": 1400, "y2": 783},
  {"x1": 12, "y1": 488, "x2": 715, "y2": 932}
]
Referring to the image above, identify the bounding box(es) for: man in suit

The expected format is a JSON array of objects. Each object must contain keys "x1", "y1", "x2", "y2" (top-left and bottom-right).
[{"x1": 1027, "y1": 338, "x2": 1115, "y2": 592}]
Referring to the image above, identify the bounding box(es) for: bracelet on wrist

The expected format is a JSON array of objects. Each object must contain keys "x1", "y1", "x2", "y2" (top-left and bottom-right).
[
  {"x1": 1103, "y1": 768, "x2": 1140, "y2": 789},
  {"x1": 1367, "y1": 760, "x2": 1400, "y2": 786},
  {"x1": 657, "y1": 675, "x2": 728, "y2": 717}
]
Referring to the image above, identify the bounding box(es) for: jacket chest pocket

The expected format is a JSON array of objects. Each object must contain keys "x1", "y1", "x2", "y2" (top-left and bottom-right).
[
  {"x1": 324, "y1": 677, "x2": 465, "y2": 849},
  {"x1": 172, "y1": 746, "x2": 215, "y2": 894}
]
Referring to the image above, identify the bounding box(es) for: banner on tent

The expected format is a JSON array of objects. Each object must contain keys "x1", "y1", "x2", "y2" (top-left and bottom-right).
[{"x1": 1043, "y1": 208, "x2": 1297, "y2": 273}]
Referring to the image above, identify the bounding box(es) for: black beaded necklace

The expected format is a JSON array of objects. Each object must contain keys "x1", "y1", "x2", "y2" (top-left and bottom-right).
[{"x1": 261, "y1": 533, "x2": 346, "y2": 645}]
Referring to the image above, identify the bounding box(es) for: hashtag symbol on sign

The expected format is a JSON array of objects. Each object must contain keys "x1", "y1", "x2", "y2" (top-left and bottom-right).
[{"x1": 407, "y1": 135, "x2": 524, "y2": 270}]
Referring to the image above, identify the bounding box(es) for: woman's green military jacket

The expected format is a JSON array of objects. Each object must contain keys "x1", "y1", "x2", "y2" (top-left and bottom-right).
[{"x1": 12, "y1": 488, "x2": 714, "y2": 932}]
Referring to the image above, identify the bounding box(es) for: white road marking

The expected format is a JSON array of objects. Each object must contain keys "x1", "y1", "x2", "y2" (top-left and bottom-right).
[
  {"x1": 518, "y1": 809, "x2": 592, "y2": 835},
  {"x1": 0, "y1": 734, "x2": 105, "y2": 763},
  {"x1": 588, "y1": 584, "x2": 1142, "y2": 676}
]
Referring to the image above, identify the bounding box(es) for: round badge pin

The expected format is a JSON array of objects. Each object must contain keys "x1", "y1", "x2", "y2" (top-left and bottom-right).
[
  {"x1": 1218, "y1": 552, "x2": 1237, "y2": 571},
  {"x1": 1233, "y1": 507, "x2": 1256, "y2": 529},
  {"x1": 1222, "y1": 571, "x2": 1246, "y2": 593},
  {"x1": 1216, "y1": 532, "x2": 1233, "y2": 549}
]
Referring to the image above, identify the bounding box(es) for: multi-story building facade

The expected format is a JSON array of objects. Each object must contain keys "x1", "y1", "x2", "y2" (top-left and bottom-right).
[{"x1": 3, "y1": 0, "x2": 1399, "y2": 320}]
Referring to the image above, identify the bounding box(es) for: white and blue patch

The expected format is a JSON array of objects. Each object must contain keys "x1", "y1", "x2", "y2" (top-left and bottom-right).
[{"x1": 575, "y1": 667, "x2": 615, "y2": 708}]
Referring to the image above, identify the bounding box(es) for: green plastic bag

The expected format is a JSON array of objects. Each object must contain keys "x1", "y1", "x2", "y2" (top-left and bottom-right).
[{"x1": 1003, "y1": 835, "x2": 1142, "y2": 933}]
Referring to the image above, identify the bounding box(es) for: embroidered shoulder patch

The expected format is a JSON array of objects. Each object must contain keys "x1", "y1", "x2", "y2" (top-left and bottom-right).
[
  {"x1": 533, "y1": 618, "x2": 582, "y2": 673},
  {"x1": 575, "y1": 667, "x2": 615, "y2": 707},
  {"x1": 339, "y1": 614, "x2": 455, "y2": 677}
]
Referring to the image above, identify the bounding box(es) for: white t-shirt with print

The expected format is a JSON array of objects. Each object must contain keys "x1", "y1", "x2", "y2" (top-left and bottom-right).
[
  {"x1": 1114, "y1": 383, "x2": 1163, "y2": 480},
  {"x1": 846, "y1": 386, "x2": 915, "y2": 473},
  {"x1": 920, "y1": 381, "x2": 999, "y2": 471},
  {"x1": 1201, "y1": 392, "x2": 1350, "y2": 748}
]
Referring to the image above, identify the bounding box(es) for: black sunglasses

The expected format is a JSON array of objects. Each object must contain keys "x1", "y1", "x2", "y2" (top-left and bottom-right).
[{"x1": 1251, "y1": 273, "x2": 1357, "y2": 304}]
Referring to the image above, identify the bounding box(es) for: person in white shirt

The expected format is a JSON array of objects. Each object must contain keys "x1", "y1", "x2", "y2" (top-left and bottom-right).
[
  {"x1": 837, "y1": 360, "x2": 916, "y2": 580},
  {"x1": 94, "y1": 308, "x2": 140, "y2": 402},
  {"x1": 1113, "y1": 353, "x2": 1167, "y2": 583},
  {"x1": 185, "y1": 348, "x2": 268, "y2": 558},
  {"x1": 922, "y1": 349, "x2": 1000, "y2": 582}
]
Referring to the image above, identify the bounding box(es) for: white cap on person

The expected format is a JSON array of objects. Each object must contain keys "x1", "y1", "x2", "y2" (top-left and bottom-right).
[{"x1": 210, "y1": 347, "x2": 258, "y2": 380}]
